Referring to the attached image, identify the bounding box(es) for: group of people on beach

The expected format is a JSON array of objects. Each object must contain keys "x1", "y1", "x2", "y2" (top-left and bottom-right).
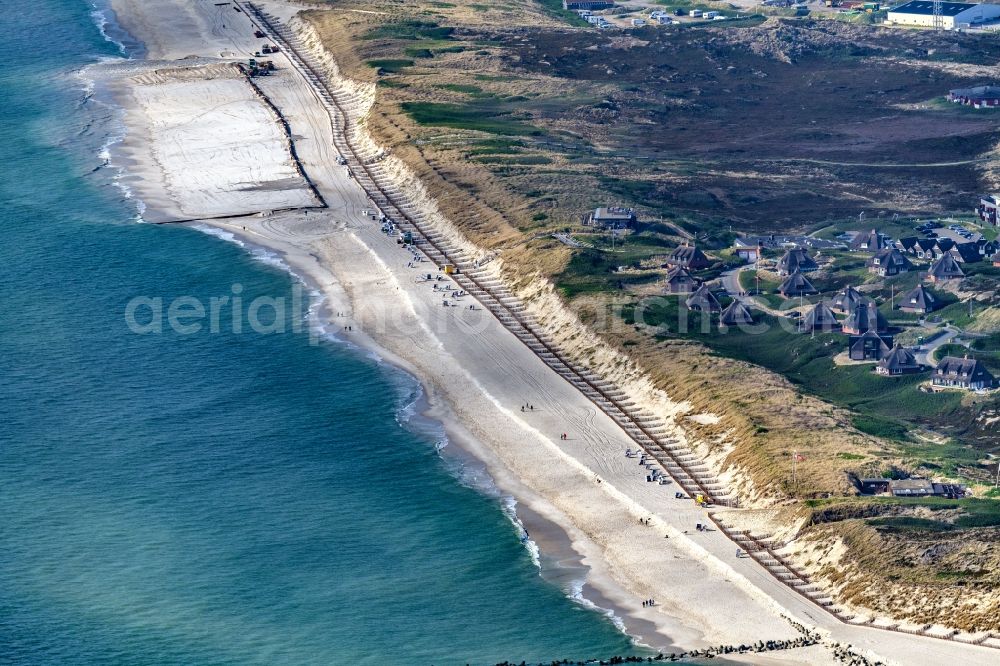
[
  {"x1": 520, "y1": 404, "x2": 534, "y2": 412},
  {"x1": 641, "y1": 599, "x2": 656, "y2": 608}
]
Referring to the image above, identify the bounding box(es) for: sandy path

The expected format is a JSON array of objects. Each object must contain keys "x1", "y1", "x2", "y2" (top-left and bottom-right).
[{"x1": 98, "y1": 0, "x2": 1000, "y2": 663}]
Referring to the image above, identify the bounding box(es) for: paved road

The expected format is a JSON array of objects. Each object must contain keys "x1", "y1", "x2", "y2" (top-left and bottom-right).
[
  {"x1": 719, "y1": 265, "x2": 791, "y2": 316},
  {"x1": 915, "y1": 325, "x2": 967, "y2": 367}
]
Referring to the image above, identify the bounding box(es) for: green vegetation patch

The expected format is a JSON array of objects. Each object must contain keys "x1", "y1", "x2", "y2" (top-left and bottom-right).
[
  {"x1": 435, "y1": 83, "x2": 486, "y2": 95},
  {"x1": 852, "y1": 414, "x2": 910, "y2": 442},
  {"x1": 837, "y1": 452, "x2": 866, "y2": 460},
  {"x1": 474, "y1": 154, "x2": 553, "y2": 166},
  {"x1": 537, "y1": 0, "x2": 592, "y2": 26},
  {"x1": 367, "y1": 59, "x2": 415, "y2": 73},
  {"x1": 365, "y1": 20, "x2": 455, "y2": 41},
  {"x1": 400, "y1": 101, "x2": 542, "y2": 136},
  {"x1": 867, "y1": 516, "x2": 954, "y2": 533}
]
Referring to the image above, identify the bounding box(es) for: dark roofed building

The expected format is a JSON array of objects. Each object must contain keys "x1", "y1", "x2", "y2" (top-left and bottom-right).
[
  {"x1": 719, "y1": 300, "x2": 754, "y2": 328},
  {"x1": 926, "y1": 253, "x2": 965, "y2": 282},
  {"x1": 842, "y1": 301, "x2": 887, "y2": 335},
  {"x1": 849, "y1": 329, "x2": 893, "y2": 361},
  {"x1": 585, "y1": 206, "x2": 635, "y2": 228},
  {"x1": 800, "y1": 302, "x2": 840, "y2": 332},
  {"x1": 913, "y1": 237, "x2": 938, "y2": 258},
  {"x1": 896, "y1": 237, "x2": 919, "y2": 254},
  {"x1": 778, "y1": 270, "x2": 818, "y2": 297},
  {"x1": 979, "y1": 239, "x2": 999, "y2": 258},
  {"x1": 932, "y1": 237, "x2": 956, "y2": 254},
  {"x1": 830, "y1": 285, "x2": 864, "y2": 314},
  {"x1": 850, "y1": 228, "x2": 888, "y2": 253},
  {"x1": 860, "y1": 477, "x2": 965, "y2": 497},
  {"x1": 876, "y1": 344, "x2": 921, "y2": 375},
  {"x1": 776, "y1": 248, "x2": 818, "y2": 276},
  {"x1": 948, "y1": 85, "x2": 1000, "y2": 109},
  {"x1": 932, "y1": 356, "x2": 995, "y2": 391},
  {"x1": 890, "y1": 478, "x2": 936, "y2": 497},
  {"x1": 932, "y1": 483, "x2": 968, "y2": 499},
  {"x1": 898, "y1": 284, "x2": 938, "y2": 314},
  {"x1": 564, "y1": 1, "x2": 616, "y2": 10},
  {"x1": 664, "y1": 266, "x2": 700, "y2": 294},
  {"x1": 867, "y1": 247, "x2": 912, "y2": 277},
  {"x1": 859, "y1": 478, "x2": 891, "y2": 495},
  {"x1": 685, "y1": 284, "x2": 722, "y2": 312},
  {"x1": 950, "y1": 242, "x2": 982, "y2": 264},
  {"x1": 665, "y1": 244, "x2": 711, "y2": 270}
]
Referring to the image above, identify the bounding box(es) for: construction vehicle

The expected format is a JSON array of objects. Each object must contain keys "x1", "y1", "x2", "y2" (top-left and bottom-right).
[
  {"x1": 254, "y1": 30, "x2": 266, "y2": 38},
  {"x1": 443, "y1": 264, "x2": 457, "y2": 275},
  {"x1": 402, "y1": 231, "x2": 414, "y2": 245},
  {"x1": 244, "y1": 59, "x2": 272, "y2": 77},
  {"x1": 240, "y1": 58, "x2": 274, "y2": 76}
]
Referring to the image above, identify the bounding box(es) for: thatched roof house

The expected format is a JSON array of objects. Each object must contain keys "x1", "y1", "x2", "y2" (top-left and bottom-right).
[
  {"x1": 776, "y1": 247, "x2": 818, "y2": 276},
  {"x1": 665, "y1": 244, "x2": 711, "y2": 271},
  {"x1": 926, "y1": 253, "x2": 965, "y2": 282},
  {"x1": 800, "y1": 302, "x2": 840, "y2": 332},
  {"x1": 850, "y1": 228, "x2": 889, "y2": 253},
  {"x1": 778, "y1": 270, "x2": 818, "y2": 297},
  {"x1": 933, "y1": 356, "x2": 995, "y2": 391},
  {"x1": 876, "y1": 344, "x2": 921, "y2": 375},
  {"x1": 664, "y1": 266, "x2": 700, "y2": 294},
  {"x1": 898, "y1": 284, "x2": 938, "y2": 314},
  {"x1": 849, "y1": 329, "x2": 893, "y2": 361},
  {"x1": 830, "y1": 285, "x2": 864, "y2": 314},
  {"x1": 685, "y1": 284, "x2": 721, "y2": 312},
  {"x1": 842, "y1": 301, "x2": 887, "y2": 335},
  {"x1": 867, "y1": 248, "x2": 912, "y2": 277},
  {"x1": 719, "y1": 300, "x2": 754, "y2": 328}
]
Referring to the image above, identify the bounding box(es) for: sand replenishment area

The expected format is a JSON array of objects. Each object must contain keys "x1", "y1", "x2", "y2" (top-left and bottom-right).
[{"x1": 94, "y1": 1, "x2": 1000, "y2": 663}]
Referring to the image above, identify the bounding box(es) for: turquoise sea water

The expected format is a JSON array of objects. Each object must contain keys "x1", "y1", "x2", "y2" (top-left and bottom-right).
[{"x1": 0, "y1": 2, "x2": 640, "y2": 663}]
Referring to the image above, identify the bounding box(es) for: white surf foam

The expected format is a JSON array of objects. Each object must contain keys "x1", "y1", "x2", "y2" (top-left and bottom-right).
[{"x1": 500, "y1": 495, "x2": 542, "y2": 570}]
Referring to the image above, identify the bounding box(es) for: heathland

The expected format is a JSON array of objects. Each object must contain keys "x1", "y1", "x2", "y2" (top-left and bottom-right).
[{"x1": 302, "y1": 0, "x2": 1000, "y2": 632}]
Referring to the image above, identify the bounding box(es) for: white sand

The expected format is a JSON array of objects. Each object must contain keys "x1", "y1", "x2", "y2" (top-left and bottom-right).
[
  {"x1": 128, "y1": 68, "x2": 316, "y2": 219},
  {"x1": 96, "y1": 1, "x2": 1000, "y2": 663}
]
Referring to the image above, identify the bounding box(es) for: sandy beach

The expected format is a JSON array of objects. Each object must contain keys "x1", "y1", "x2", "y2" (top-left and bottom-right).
[{"x1": 92, "y1": 1, "x2": 1000, "y2": 663}]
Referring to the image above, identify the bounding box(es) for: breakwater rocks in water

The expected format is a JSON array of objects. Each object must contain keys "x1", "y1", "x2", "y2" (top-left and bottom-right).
[{"x1": 493, "y1": 625, "x2": 824, "y2": 665}]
